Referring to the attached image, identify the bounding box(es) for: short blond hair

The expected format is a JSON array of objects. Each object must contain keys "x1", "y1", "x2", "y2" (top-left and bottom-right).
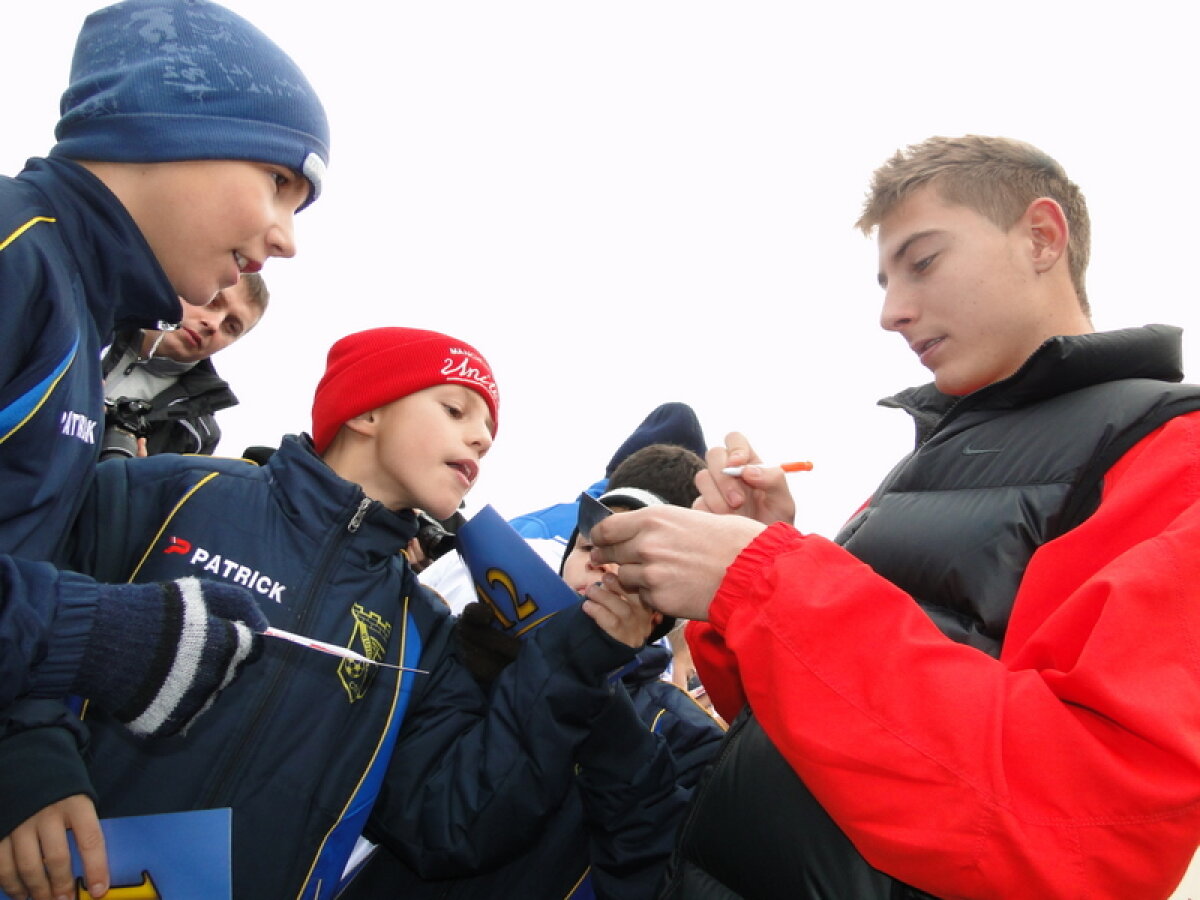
[
  {"x1": 239, "y1": 271, "x2": 270, "y2": 317},
  {"x1": 856, "y1": 135, "x2": 1091, "y2": 314}
]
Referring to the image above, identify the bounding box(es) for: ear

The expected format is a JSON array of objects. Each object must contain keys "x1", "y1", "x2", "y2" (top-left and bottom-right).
[
  {"x1": 342, "y1": 408, "x2": 379, "y2": 438},
  {"x1": 1023, "y1": 197, "x2": 1069, "y2": 274}
]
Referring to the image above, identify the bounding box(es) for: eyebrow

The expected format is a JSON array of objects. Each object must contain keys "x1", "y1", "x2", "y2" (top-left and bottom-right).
[{"x1": 878, "y1": 228, "x2": 942, "y2": 289}]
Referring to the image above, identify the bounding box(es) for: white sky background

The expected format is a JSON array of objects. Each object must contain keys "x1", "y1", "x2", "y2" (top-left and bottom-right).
[
  {"x1": 4, "y1": 1, "x2": 1200, "y2": 544},
  {"x1": 5, "y1": 3, "x2": 1200, "y2": 891}
]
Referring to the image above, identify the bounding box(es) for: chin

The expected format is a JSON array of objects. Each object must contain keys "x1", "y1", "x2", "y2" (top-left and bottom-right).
[
  {"x1": 933, "y1": 371, "x2": 978, "y2": 397},
  {"x1": 422, "y1": 499, "x2": 460, "y2": 522},
  {"x1": 180, "y1": 291, "x2": 216, "y2": 308}
]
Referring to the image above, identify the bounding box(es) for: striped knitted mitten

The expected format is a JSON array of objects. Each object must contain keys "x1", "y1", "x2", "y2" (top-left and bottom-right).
[{"x1": 74, "y1": 577, "x2": 267, "y2": 738}]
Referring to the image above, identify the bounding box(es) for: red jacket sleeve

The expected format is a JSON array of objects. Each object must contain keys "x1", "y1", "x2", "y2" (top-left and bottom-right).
[
  {"x1": 684, "y1": 618, "x2": 746, "y2": 723},
  {"x1": 705, "y1": 412, "x2": 1200, "y2": 900}
]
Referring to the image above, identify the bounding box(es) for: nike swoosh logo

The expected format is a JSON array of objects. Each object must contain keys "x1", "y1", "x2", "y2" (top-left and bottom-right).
[{"x1": 962, "y1": 446, "x2": 1003, "y2": 456}]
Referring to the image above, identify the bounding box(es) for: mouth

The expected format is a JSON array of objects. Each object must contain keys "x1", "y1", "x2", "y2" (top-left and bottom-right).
[
  {"x1": 234, "y1": 252, "x2": 262, "y2": 274},
  {"x1": 447, "y1": 460, "x2": 478, "y2": 487},
  {"x1": 912, "y1": 336, "x2": 946, "y2": 365},
  {"x1": 182, "y1": 327, "x2": 202, "y2": 349}
]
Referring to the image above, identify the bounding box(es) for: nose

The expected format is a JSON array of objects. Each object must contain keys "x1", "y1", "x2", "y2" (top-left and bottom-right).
[
  {"x1": 196, "y1": 310, "x2": 222, "y2": 335},
  {"x1": 267, "y1": 214, "x2": 297, "y2": 260},
  {"x1": 469, "y1": 421, "x2": 494, "y2": 457},
  {"x1": 879, "y1": 283, "x2": 916, "y2": 333}
]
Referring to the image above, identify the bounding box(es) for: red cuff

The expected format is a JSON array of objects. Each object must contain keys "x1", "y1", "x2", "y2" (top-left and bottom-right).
[{"x1": 710, "y1": 522, "x2": 805, "y2": 632}]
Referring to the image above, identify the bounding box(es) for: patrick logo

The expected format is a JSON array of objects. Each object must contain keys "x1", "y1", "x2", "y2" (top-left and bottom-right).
[
  {"x1": 163, "y1": 537, "x2": 191, "y2": 555},
  {"x1": 160, "y1": 537, "x2": 287, "y2": 603}
]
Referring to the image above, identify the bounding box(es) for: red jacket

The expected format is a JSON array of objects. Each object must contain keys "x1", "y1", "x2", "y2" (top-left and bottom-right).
[{"x1": 689, "y1": 412, "x2": 1200, "y2": 899}]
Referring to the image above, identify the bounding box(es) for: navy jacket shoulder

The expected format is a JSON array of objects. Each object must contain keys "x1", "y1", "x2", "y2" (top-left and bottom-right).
[{"x1": 0, "y1": 157, "x2": 179, "y2": 560}]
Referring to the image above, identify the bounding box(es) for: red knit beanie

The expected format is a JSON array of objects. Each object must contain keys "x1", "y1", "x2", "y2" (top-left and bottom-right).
[{"x1": 311, "y1": 327, "x2": 499, "y2": 454}]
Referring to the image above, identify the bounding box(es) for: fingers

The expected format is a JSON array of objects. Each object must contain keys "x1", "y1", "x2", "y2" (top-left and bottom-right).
[
  {"x1": 735, "y1": 462, "x2": 789, "y2": 493},
  {"x1": 696, "y1": 431, "x2": 798, "y2": 526},
  {"x1": 722, "y1": 431, "x2": 757, "y2": 468},
  {"x1": 30, "y1": 822, "x2": 72, "y2": 900},
  {"x1": 198, "y1": 581, "x2": 269, "y2": 632},
  {"x1": 588, "y1": 506, "x2": 649, "y2": 561},
  {"x1": 0, "y1": 794, "x2": 107, "y2": 900},
  {"x1": 0, "y1": 835, "x2": 24, "y2": 900},
  {"x1": 735, "y1": 463, "x2": 798, "y2": 525},
  {"x1": 581, "y1": 579, "x2": 653, "y2": 648},
  {"x1": 695, "y1": 432, "x2": 761, "y2": 515},
  {"x1": 65, "y1": 797, "x2": 108, "y2": 899},
  {"x1": 694, "y1": 445, "x2": 734, "y2": 514},
  {"x1": 9, "y1": 818, "x2": 57, "y2": 900}
]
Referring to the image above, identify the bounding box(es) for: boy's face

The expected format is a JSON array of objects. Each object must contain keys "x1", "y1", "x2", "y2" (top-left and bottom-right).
[
  {"x1": 142, "y1": 278, "x2": 263, "y2": 364},
  {"x1": 561, "y1": 506, "x2": 630, "y2": 595},
  {"x1": 875, "y1": 185, "x2": 1060, "y2": 396},
  {"x1": 356, "y1": 385, "x2": 494, "y2": 520},
  {"x1": 121, "y1": 160, "x2": 309, "y2": 308}
]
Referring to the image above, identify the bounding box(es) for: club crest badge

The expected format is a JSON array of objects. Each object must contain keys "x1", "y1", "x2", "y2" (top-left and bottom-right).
[{"x1": 338, "y1": 605, "x2": 392, "y2": 702}]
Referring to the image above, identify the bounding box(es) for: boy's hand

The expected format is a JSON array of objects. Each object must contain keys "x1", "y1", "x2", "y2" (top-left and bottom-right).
[
  {"x1": 694, "y1": 431, "x2": 796, "y2": 526},
  {"x1": 581, "y1": 579, "x2": 657, "y2": 648},
  {"x1": 588, "y1": 505, "x2": 765, "y2": 621},
  {"x1": 404, "y1": 536, "x2": 432, "y2": 574},
  {"x1": 72, "y1": 577, "x2": 267, "y2": 739},
  {"x1": 454, "y1": 602, "x2": 521, "y2": 683},
  {"x1": 0, "y1": 794, "x2": 107, "y2": 900}
]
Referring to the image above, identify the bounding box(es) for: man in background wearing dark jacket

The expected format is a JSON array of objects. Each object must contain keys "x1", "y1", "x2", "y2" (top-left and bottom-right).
[{"x1": 101, "y1": 272, "x2": 268, "y2": 458}]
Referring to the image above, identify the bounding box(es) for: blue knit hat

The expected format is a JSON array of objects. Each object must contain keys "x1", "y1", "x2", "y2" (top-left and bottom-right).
[
  {"x1": 51, "y1": 0, "x2": 330, "y2": 208},
  {"x1": 604, "y1": 402, "x2": 707, "y2": 477}
]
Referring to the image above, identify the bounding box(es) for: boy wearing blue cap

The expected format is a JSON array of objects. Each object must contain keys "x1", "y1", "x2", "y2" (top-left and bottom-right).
[{"x1": 0, "y1": 1, "x2": 329, "y2": 896}]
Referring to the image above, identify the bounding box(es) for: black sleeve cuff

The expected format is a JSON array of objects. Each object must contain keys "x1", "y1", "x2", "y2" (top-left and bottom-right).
[{"x1": 0, "y1": 702, "x2": 95, "y2": 838}]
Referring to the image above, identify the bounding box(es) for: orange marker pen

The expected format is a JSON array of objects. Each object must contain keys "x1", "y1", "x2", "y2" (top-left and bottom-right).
[{"x1": 721, "y1": 460, "x2": 813, "y2": 477}]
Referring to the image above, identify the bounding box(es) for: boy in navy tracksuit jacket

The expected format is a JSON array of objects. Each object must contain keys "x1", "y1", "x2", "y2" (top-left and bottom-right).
[
  {"x1": 0, "y1": 2, "x2": 329, "y2": 895},
  {"x1": 344, "y1": 447, "x2": 727, "y2": 899},
  {"x1": 28, "y1": 327, "x2": 684, "y2": 900}
]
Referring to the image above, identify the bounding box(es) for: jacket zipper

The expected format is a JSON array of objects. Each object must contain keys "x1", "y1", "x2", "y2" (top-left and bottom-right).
[
  {"x1": 347, "y1": 497, "x2": 370, "y2": 533},
  {"x1": 199, "y1": 494, "x2": 376, "y2": 812}
]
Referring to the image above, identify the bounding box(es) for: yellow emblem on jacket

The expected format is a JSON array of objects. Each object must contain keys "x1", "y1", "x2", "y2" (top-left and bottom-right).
[{"x1": 338, "y1": 604, "x2": 393, "y2": 703}]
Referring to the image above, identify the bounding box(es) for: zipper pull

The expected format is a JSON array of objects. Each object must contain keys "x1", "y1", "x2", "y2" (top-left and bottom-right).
[{"x1": 348, "y1": 497, "x2": 371, "y2": 533}]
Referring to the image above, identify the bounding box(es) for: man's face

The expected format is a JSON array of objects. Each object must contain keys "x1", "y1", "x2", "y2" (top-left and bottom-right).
[
  {"x1": 123, "y1": 159, "x2": 309, "y2": 308},
  {"x1": 147, "y1": 279, "x2": 263, "y2": 364},
  {"x1": 354, "y1": 385, "x2": 495, "y2": 520},
  {"x1": 875, "y1": 185, "x2": 1057, "y2": 396}
]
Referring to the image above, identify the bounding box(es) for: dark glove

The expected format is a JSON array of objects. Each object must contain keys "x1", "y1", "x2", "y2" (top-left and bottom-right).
[
  {"x1": 454, "y1": 601, "x2": 521, "y2": 685},
  {"x1": 73, "y1": 577, "x2": 268, "y2": 739}
]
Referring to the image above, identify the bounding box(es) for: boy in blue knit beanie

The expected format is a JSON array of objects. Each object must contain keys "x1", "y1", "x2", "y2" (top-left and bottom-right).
[{"x1": 0, "y1": 2, "x2": 328, "y2": 897}]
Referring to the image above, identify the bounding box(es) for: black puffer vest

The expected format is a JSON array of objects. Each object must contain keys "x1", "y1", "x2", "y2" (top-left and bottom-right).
[{"x1": 660, "y1": 326, "x2": 1200, "y2": 900}]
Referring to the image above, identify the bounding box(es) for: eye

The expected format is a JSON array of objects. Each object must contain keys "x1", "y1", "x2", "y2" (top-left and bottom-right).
[
  {"x1": 442, "y1": 403, "x2": 464, "y2": 419},
  {"x1": 271, "y1": 169, "x2": 292, "y2": 189},
  {"x1": 913, "y1": 253, "x2": 937, "y2": 274},
  {"x1": 223, "y1": 320, "x2": 243, "y2": 336}
]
